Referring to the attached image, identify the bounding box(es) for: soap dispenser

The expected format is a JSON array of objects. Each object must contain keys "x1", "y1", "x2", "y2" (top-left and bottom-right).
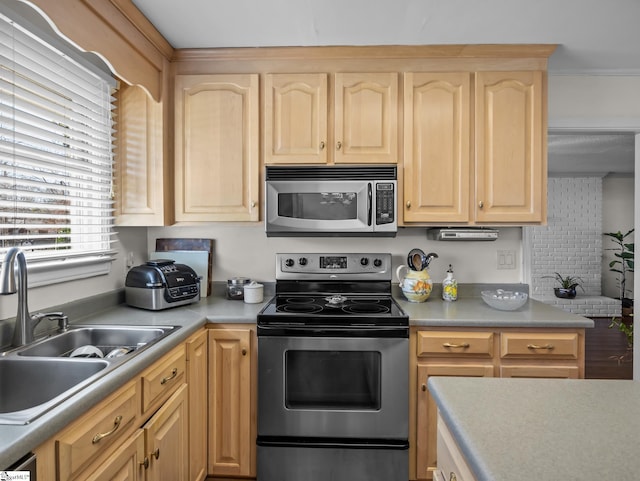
[{"x1": 442, "y1": 264, "x2": 458, "y2": 301}]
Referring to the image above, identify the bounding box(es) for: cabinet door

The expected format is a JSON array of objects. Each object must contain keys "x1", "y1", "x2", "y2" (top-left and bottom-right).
[
  {"x1": 264, "y1": 73, "x2": 328, "y2": 164},
  {"x1": 416, "y1": 364, "x2": 494, "y2": 480},
  {"x1": 144, "y1": 383, "x2": 189, "y2": 481},
  {"x1": 403, "y1": 72, "x2": 471, "y2": 223},
  {"x1": 475, "y1": 71, "x2": 545, "y2": 223},
  {"x1": 115, "y1": 83, "x2": 167, "y2": 226},
  {"x1": 208, "y1": 328, "x2": 254, "y2": 477},
  {"x1": 334, "y1": 73, "x2": 398, "y2": 164},
  {"x1": 187, "y1": 329, "x2": 208, "y2": 481},
  {"x1": 83, "y1": 430, "x2": 145, "y2": 481},
  {"x1": 175, "y1": 74, "x2": 259, "y2": 221}
]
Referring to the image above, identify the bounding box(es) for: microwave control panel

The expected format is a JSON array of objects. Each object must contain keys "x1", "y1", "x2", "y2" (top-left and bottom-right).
[{"x1": 376, "y1": 183, "x2": 395, "y2": 225}]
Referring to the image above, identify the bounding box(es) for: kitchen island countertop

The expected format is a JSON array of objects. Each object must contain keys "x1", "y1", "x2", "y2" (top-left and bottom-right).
[{"x1": 428, "y1": 376, "x2": 640, "y2": 481}]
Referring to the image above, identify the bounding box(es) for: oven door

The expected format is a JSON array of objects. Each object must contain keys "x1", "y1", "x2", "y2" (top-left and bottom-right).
[
  {"x1": 265, "y1": 180, "x2": 372, "y2": 235},
  {"x1": 258, "y1": 334, "x2": 408, "y2": 440}
]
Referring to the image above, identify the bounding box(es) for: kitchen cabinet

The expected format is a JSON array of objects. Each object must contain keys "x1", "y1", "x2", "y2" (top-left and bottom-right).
[
  {"x1": 264, "y1": 72, "x2": 399, "y2": 165},
  {"x1": 410, "y1": 327, "x2": 584, "y2": 481},
  {"x1": 187, "y1": 329, "x2": 208, "y2": 481},
  {"x1": 114, "y1": 83, "x2": 169, "y2": 226},
  {"x1": 143, "y1": 383, "x2": 189, "y2": 481},
  {"x1": 174, "y1": 74, "x2": 260, "y2": 221},
  {"x1": 208, "y1": 325, "x2": 256, "y2": 477},
  {"x1": 34, "y1": 340, "x2": 192, "y2": 481},
  {"x1": 402, "y1": 70, "x2": 546, "y2": 225},
  {"x1": 436, "y1": 413, "x2": 477, "y2": 481}
]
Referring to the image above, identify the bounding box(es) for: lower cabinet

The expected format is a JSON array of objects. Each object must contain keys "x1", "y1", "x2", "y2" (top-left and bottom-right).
[
  {"x1": 208, "y1": 325, "x2": 256, "y2": 478},
  {"x1": 411, "y1": 327, "x2": 585, "y2": 480},
  {"x1": 435, "y1": 412, "x2": 477, "y2": 481},
  {"x1": 34, "y1": 331, "x2": 201, "y2": 481}
]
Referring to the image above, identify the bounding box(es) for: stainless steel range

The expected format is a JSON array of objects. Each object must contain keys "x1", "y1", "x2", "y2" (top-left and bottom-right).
[{"x1": 257, "y1": 253, "x2": 409, "y2": 481}]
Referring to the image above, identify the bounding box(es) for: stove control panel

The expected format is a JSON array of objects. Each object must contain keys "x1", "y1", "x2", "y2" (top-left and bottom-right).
[{"x1": 276, "y1": 253, "x2": 392, "y2": 280}]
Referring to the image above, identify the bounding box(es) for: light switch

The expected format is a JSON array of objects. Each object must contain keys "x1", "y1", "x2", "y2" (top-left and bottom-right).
[{"x1": 497, "y1": 250, "x2": 516, "y2": 270}]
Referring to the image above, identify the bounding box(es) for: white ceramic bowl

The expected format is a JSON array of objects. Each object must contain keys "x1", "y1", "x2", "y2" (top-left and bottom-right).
[
  {"x1": 70, "y1": 345, "x2": 104, "y2": 358},
  {"x1": 481, "y1": 289, "x2": 528, "y2": 311}
]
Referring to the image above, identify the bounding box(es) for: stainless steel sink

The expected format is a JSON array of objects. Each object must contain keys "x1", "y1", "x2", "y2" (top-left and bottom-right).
[
  {"x1": 0, "y1": 324, "x2": 180, "y2": 424},
  {"x1": 18, "y1": 325, "x2": 177, "y2": 359},
  {"x1": 0, "y1": 357, "x2": 108, "y2": 424}
]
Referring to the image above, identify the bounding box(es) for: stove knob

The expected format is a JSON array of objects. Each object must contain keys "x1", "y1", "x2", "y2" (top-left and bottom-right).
[
  {"x1": 285, "y1": 258, "x2": 294, "y2": 268},
  {"x1": 360, "y1": 257, "x2": 369, "y2": 266},
  {"x1": 299, "y1": 257, "x2": 308, "y2": 266},
  {"x1": 373, "y1": 258, "x2": 382, "y2": 267}
]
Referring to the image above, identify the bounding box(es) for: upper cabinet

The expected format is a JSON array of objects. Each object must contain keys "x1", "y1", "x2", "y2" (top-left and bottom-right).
[
  {"x1": 174, "y1": 74, "x2": 260, "y2": 222},
  {"x1": 402, "y1": 70, "x2": 546, "y2": 225},
  {"x1": 264, "y1": 72, "x2": 399, "y2": 165},
  {"x1": 475, "y1": 71, "x2": 545, "y2": 224},
  {"x1": 114, "y1": 84, "x2": 168, "y2": 226}
]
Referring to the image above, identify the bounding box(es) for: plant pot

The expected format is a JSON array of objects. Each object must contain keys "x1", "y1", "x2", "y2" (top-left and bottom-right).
[{"x1": 554, "y1": 287, "x2": 577, "y2": 299}]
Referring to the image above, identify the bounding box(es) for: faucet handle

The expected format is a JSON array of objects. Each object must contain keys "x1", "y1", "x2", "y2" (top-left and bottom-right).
[{"x1": 32, "y1": 312, "x2": 69, "y2": 332}]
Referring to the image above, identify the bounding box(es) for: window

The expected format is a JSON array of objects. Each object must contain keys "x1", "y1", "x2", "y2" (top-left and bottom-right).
[{"x1": 0, "y1": 7, "x2": 116, "y2": 283}]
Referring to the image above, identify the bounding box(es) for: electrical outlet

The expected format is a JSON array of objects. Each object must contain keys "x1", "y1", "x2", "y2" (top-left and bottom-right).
[{"x1": 497, "y1": 250, "x2": 516, "y2": 270}]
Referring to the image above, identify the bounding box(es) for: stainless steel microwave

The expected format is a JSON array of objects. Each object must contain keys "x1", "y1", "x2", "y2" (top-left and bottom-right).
[{"x1": 265, "y1": 165, "x2": 397, "y2": 237}]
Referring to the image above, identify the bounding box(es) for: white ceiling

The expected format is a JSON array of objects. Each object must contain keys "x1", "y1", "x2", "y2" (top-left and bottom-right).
[{"x1": 131, "y1": 0, "x2": 639, "y2": 174}]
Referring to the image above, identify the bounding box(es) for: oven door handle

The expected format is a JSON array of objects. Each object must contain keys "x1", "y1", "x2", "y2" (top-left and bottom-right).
[
  {"x1": 257, "y1": 324, "x2": 408, "y2": 338},
  {"x1": 367, "y1": 182, "x2": 373, "y2": 226}
]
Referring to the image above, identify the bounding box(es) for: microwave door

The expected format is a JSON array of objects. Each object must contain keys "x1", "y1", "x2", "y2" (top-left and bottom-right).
[{"x1": 266, "y1": 181, "x2": 370, "y2": 234}]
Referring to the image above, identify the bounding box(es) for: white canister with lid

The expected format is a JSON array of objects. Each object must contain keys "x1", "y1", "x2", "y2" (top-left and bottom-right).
[{"x1": 243, "y1": 281, "x2": 264, "y2": 304}]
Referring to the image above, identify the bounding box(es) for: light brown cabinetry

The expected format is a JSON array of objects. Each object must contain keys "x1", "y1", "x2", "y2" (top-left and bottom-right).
[
  {"x1": 403, "y1": 70, "x2": 546, "y2": 225},
  {"x1": 174, "y1": 74, "x2": 260, "y2": 221},
  {"x1": 208, "y1": 325, "x2": 256, "y2": 477},
  {"x1": 35, "y1": 333, "x2": 200, "y2": 481},
  {"x1": 411, "y1": 327, "x2": 584, "y2": 480},
  {"x1": 187, "y1": 329, "x2": 208, "y2": 481},
  {"x1": 114, "y1": 83, "x2": 168, "y2": 226},
  {"x1": 264, "y1": 72, "x2": 399, "y2": 165},
  {"x1": 436, "y1": 413, "x2": 477, "y2": 481}
]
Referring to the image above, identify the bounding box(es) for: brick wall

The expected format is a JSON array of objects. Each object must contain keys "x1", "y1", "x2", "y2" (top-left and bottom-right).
[{"x1": 524, "y1": 177, "x2": 620, "y2": 317}]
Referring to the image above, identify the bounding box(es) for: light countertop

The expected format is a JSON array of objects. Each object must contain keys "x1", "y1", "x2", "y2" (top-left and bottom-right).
[{"x1": 428, "y1": 377, "x2": 640, "y2": 481}]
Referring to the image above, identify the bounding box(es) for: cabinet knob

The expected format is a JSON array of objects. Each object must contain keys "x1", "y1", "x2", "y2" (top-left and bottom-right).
[
  {"x1": 250, "y1": 201, "x2": 256, "y2": 208},
  {"x1": 320, "y1": 141, "x2": 326, "y2": 150},
  {"x1": 478, "y1": 200, "x2": 484, "y2": 208},
  {"x1": 336, "y1": 141, "x2": 342, "y2": 150},
  {"x1": 152, "y1": 448, "x2": 160, "y2": 460},
  {"x1": 450, "y1": 473, "x2": 458, "y2": 481},
  {"x1": 242, "y1": 348, "x2": 247, "y2": 356},
  {"x1": 140, "y1": 457, "x2": 149, "y2": 469},
  {"x1": 406, "y1": 201, "x2": 411, "y2": 209},
  {"x1": 421, "y1": 384, "x2": 427, "y2": 392}
]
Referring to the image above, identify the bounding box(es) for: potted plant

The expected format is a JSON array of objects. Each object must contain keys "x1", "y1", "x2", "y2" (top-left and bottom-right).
[
  {"x1": 603, "y1": 229, "x2": 634, "y2": 313},
  {"x1": 544, "y1": 272, "x2": 584, "y2": 299},
  {"x1": 603, "y1": 229, "x2": 634, "y2": 360}
]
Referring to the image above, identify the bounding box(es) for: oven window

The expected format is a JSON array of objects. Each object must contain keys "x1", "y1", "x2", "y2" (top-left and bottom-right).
[
  {"x1": 278, "y1": 192, "x2": 358, "y2": 221},
  {"x1": 285, "y1": 350, "x2": 381, "y2": 410}
]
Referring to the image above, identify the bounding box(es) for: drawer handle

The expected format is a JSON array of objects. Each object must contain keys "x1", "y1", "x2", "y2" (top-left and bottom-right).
[
  {"x1": 442, "y1": 342, "x2": 470, "y2": 349},
  {"x1": 527, "y1": 343, "x2": 554, "y2": 350},
  {"x1": 161, "y1": 367, "x2": 178, "y2": 385},
  {"x1": 92, "y1": 415, "x2": 123, "y2": 444}
]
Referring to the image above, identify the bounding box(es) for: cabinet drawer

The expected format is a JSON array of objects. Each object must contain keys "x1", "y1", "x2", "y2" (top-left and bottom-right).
[
  {"x1": 417, "y1": 331, "x2": 494, "y2": 357},
  {"x1": 141, "y1": 345, "x2": 186, "y2": 415},
  {"x1": 500, "y1": 332, "x2": 578, "y2": 359},
  {"x1": 57, "y1": 380, "x2": 138, "y2": 480}
]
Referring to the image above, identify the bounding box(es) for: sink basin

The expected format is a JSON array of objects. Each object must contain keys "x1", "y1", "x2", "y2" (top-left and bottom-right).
[
  {"x1": 18, "y1": 325, "x2": 177, "y2": 359},
  {"x1": 0, "y1": 357, "x2": 108, "y2": 424}
]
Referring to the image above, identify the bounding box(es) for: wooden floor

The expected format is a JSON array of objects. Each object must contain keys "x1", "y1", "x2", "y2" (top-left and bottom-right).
[{"x1": 585, "y1": 317, "x2": 633, "y2": 379}]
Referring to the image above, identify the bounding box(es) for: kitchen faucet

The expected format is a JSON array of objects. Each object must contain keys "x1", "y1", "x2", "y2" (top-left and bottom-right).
[{"x1": 0, "y1": 247, "x2": 68, "y2": 347}]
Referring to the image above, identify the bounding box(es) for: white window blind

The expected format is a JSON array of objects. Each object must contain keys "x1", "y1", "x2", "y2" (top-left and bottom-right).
[{"x1": 0, "y1": 11, "x2": 116, "y2": 263}]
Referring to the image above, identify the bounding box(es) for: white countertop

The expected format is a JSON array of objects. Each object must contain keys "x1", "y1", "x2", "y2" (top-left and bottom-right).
[{"x1": 428, "y1": 377, "x2": 640, "y2": 481}]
